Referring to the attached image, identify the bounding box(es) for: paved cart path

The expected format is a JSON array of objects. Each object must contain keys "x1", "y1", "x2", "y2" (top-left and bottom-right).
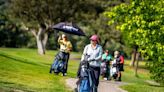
[
  {"x1": 68, "y1": 54, "x2": 128, "y2": 92},
  {"x1": 66, "y1": 78, "x2": 128, "y2": 92}
]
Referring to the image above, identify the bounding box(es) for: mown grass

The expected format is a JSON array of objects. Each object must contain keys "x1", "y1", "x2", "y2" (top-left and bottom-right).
[
  {"x1": 120, "y1": 60, "x2": 164, "y2": 92},
  {"x1": 0, "y1": 48, "x2": 163, "y2": 92},
  {"x1": 0, "y1": 48, "x2": 80, "y2": 92},
  {"x1": 121, "y1": 84, "x2": 164, "y2": 92}
]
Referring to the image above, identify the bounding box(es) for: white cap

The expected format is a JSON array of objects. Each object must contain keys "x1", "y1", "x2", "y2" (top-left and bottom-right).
[{"x1": 62, "y1": 34, "x2": 66, "y2": 38}]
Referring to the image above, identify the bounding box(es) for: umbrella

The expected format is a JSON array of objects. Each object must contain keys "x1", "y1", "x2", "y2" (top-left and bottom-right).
[{"x1": 52, "y1": 22, "x2": 85, "y2": 36}]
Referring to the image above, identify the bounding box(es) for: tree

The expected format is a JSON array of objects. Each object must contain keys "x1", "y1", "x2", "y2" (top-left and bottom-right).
[
  {"x1": 105, "y1": 0, "x2": 164, "y2": 84},
  {"x1": 7, "y1": 0, "x2": 56, "y2": 55},
  {"x1": 0, "y1": 0, "x2": 29, "y2": 48},
  {"x1": 7, "y1": 0, "x2": 114, "y2": 54},
  {"x1": 81, "y1": 0, "x2": 130, "y2": 51}
]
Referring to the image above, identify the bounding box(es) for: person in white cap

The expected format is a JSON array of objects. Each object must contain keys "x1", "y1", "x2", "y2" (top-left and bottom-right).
[
  {"x1": 58, "y1": 34, "x2": 72, "y2": 76},
  {"x1": 114, "y1": 50, "x2": 124, "y2": 81}
]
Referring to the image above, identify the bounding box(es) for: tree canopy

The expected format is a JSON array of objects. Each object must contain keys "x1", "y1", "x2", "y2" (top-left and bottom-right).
[
  {"x1": 105, "y1": 0, "x2": 164, "y2": 84},
  {"x1": 6, "y1": 0, "x2": 114, "y2": 54}
]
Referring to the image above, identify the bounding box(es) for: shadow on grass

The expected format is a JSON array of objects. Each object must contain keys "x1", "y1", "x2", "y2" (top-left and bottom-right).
[
  {"x1": 0, "y1": 51, "x2": 50, "y2": 68},
  {"x1": 0, "y1": 80, "x2": 35, "y2": 92},
  {"x1": 149, "y1": 84, "x2": 164, "y2": 87},
  {"x1": 124, "y1": 63, "x2": 149, "y2": 70},
  {"x1": 145, "y1": 80, "x2": 164, "y2": 88}
]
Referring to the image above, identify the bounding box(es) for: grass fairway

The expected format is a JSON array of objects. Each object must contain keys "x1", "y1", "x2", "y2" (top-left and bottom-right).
[
  {"x1": 0, "y1": 48, "x2": 163, "y2": 92},
  {"x1": 120, "y1": 60, "x2": 164, "y2": 92},
  {"x1": 0, "y1": 48, "x2": 79, "y2": 92}
]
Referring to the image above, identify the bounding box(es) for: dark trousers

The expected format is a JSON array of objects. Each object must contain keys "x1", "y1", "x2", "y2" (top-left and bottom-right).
[
  {"x1": 89, "y1": 66, "x2": 100, "y2": 87},
  {"x1": 104, "y1": 66, "x2": 110, "y2": 79},
  {"x1": 63, "y1": 52, "x2": 70, "y2": 73},
  {"x1": 89, "y1": 66, "x2": 100, "y2": 92}
]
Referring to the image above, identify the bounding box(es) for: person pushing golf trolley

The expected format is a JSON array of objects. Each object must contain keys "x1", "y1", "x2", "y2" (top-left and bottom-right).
[
  {"x1": 49, "y1": 34, "x2": 72, "y2": 76},
  {"x1": 76, "y1": 35, "x2": 103, "y2": 92},
  {"x1": 110, "y1": 51, "x2": 124, "y2": 81},
  {"x1": 50, "y1": 22, "x2": 85, "y2": 76}
]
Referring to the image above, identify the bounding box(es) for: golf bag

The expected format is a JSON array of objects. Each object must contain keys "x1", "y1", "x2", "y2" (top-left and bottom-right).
[
  {"x1": 76, "y1": 55, "x2": 96, "y2": 92},
  {"x1": 49, "y1": 51, "x2": 66, "y2": 74},
  {"x1": 100, "y1": 59, "x2": 107, "y2": 76},
  {"x1": 110, "y1": 59, "x2": 118, "y2": 79}
]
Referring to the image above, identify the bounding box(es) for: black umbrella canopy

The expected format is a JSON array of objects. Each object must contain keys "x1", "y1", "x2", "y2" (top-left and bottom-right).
[{"x1": 52, "y1": 22, "x2": 85, "y2": 36}]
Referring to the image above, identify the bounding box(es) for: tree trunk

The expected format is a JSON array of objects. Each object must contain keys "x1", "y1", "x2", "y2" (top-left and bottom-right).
[
  {"x1": 43, "y1": 32, "x2": 48, "y2": 51},
  {"x1": 31, "y1": 28, "x2": 47, "y2": 55},
  {"x1": 37, "y1": 28, "x2": 46, "y2": 55},
  {"x1": 130, "y1": 51, "x2": 136, "y2": 67},
  {"x1": 135, "y1": 52, "x2": 140, "y2": 77},
  {"x1": 130, "y1": 46, "x2": 138, "y2": 67},
  {"x1": 102, "y1": 39, "x2": 108, "y2": 50},
  {"x1": 120, "y1": 0, "x2": 125, "y2": 3},
  {"x1": 36, "y1": 35, "x2": 45, "y2": 55}
]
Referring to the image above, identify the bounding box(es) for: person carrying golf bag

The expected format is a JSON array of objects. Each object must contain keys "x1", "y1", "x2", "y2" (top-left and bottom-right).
[{"x1": 76, "y1": 35, "x2": 103, "y2": 92}]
